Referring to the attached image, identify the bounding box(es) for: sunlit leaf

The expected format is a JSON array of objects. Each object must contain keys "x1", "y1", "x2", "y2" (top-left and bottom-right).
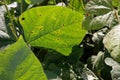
[{"x1": 19, "y1": 6, "x2": 86, "y2": 56}]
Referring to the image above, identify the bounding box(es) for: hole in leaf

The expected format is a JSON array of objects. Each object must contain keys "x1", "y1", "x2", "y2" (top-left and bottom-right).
[
  {"x1": 21, "y1": 17, "x2": 25, "y2": 20},
  {"x1": 39, "y1": 25, "x2": 44, "y2": 31}
]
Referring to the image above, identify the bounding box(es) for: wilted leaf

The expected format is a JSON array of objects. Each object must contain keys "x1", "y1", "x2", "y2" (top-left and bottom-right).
[
  {"x1": 105, "y1": 57, "x2": 120, "y2": 80},
  {"x1": 81, "y1": 66, "x2": 99, "y2": 80},
  {"x1": 85, "y1": 0, "x2": 113, "y2": 15},
  {"x1": 105, "y1": 57, "x2": 120, "y2": 67},
  {"x1": 92, "y1": 51, "x2": 105, "y2": 71},
  {"x1": 0, "y1": 36, "x2": 47, "y2": 80},
  {"x1": 103, "y1": 24, "x2": 120, "y2": 62},
  {"x1": 19, "y1": 6, "x2": 86, "y2": 56},
  {"x1": 82, "y1": 11, "x2": 114, "y2": 30}
]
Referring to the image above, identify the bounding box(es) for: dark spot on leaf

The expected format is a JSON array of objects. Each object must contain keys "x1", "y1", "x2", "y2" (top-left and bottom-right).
[
  {"x1": 21, "y1": 17, "x2": 25, "y2": 20},
  {"x1": 39, "y1": 14, "x2": 41, "y2": 16},
  {"x1": 39, "y1": 26, "x2": 43, "y2": 31},
  {"x1": 57, "y1": 38, "x2": 60, "y2": 41},
  {"x1": 31, "y1": 31, "x2": 34, "y2": 34},
  {"x1": 62, "y1": 24, "x2": 64, "y2": 27},
  {"x1": 64, "y1": 44, "x2": 67, "y2": 47},
  {"x1": 40, "y1": 28, "x2": 42, "y2": 30}
]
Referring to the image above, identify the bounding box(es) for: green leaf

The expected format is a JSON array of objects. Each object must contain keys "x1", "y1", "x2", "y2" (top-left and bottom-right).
[
  {"x1": 25, "y1": 0, "x2": 44, "y2": 4},
  {"x1": 112, "y1": 0, "x2": 120, "y2": 8},
  {"x1": 0, "y1": 36, "x2": 47, "y2": 80},
  {"x1": 85, "y1": 0, "x2": 113, "y2": 15},
  {"x1": 4, "y1": 0, "x2": 14, "y2": 4},
  {"x1": 68, "y1": 45, "x2": 83, "y2": 63},
  {"x1": 45, "y1": 70, "x2": 61, "y2": 80},
  {"x1": 19, "y1": 6, "x2": 86, "y2": 56},
  {"x1": 103, "y1": 25, "x2": 120, "y2": 62},
  {"x1": 82, "y1": 11, "x2": 114, "y2": 30},
  {"x1": 68, "y1": 0, "x2": 85, "y2": 14}
]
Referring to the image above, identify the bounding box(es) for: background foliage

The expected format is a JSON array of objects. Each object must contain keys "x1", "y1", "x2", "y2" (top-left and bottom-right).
[{"x1": 0, "y1": 0, "x2": 120, "y2": 80}]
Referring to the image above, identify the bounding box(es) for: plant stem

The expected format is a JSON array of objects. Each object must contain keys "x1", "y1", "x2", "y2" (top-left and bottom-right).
[
  {"x1": 114, "y1": 9, "x2": 120, "y2": 24},
  {"x1": 2, "y1": 0, "x2": 18, "y2": 40},
  {"x1": 80, "y1": 0, "x2": 85, "y2": 11}
]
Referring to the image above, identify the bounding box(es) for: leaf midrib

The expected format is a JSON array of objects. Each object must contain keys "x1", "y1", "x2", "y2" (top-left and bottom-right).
[{"x1": 28, "y1": 19, "x2": 82, "y2": 43}]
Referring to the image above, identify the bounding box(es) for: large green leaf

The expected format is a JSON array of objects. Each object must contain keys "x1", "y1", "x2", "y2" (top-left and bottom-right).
[
  {"x1": 103, "y1": 25, "x2": 120, "y2": 62},
  {"x1": 0, "y1": 36, "x2": 47, "y2": 80},
  {"x1": 19, "y1": 6, "x2": 86, "y2": 56},
  {"x1": 85, "y1": 0, "x2": 113, "y2": 15},
  {"x1": 82, "y1": 11, "x2": 114, "y2": 30}
]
